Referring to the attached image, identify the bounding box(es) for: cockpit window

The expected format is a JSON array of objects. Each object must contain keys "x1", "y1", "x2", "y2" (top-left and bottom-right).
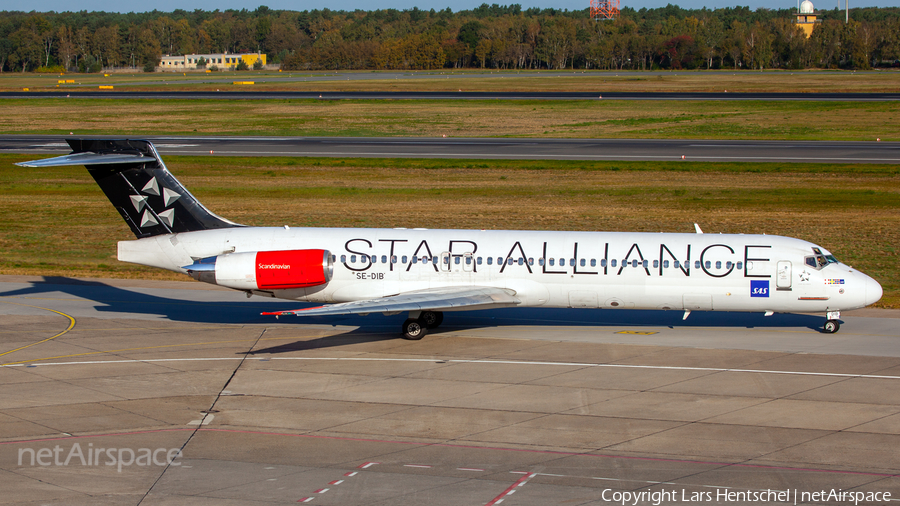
[{"x1": 805, "y1": 249, "x2": 839, "y2": 270}]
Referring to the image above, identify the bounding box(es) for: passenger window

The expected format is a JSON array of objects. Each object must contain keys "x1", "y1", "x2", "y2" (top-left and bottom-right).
[
  {"x1": 559, "y1": 258, "x2": 565, "y2": 266},
  {"x1": 538, "y1": 258, "x2": 544, "y2": 266},
  {"x1": 580, "y1": 259, "x2": 586, "y2": 267},
  {"x1": 611, "y1": 259, "x2": 617, "y2": 267},
  {"x1": 715, "y1": 261, "x2": 722, "y2": 269},
  {"x1": 517, "y1": 258, "x2": 524, "y2": 265},
  {"x1": 351, "y1": 255, "x2": 357, "y2": 263},
  {"x1": 695, "y1": 261, "x2": 701, "y2": 269},
  {"x1": 412, "y1": 256, "x2": 418, "y2": 264},
  {"x1": 653, "y1": 260, "x2": 659, "y2": 268},
  {"x1": 371, "y1": 256, "x2": 377, "y2": 264},
  {"x1": 736, "y1": 261, "x2": 743, "y2": 270},
  {"x1": 569, "y1": 258, "x2": 575, "y2": 267},
  {"x1": 487, "y1": 257, "x2": 493, "y2": 265},
  {"x1": 392, "y1": 256, "x2": 397, "y2": 263},
  {"x1": 705, "y1": 261, "x2": 711, "y2": 269},
  {"x1": 664, "y1": 260, "x2": 669, "y2": 268},
  {"x1": 507, "y1": 258, "x2": 513, "y2": 265},
  {"x1": 341, "y1": 255, "x2": 347, "y2": 263},
  {"x1": 477, "y1": 257, "x2": 482, "y2": 265},
  {"x1": 725, "y1": 261, "x2": 732, "y2": 269},
  {"x1": 673, "y1": 260, "x2": 680, "y2": 268},
  {"x1": 402, "y1": 256, "x2": 408, "y2": 263},
  {"x1": 642, "y1": 260, "x2": 648, "y2": 268},
  {"x1": 601, "y1": 259, "x2": 607, "y2": 267},
  {"x1": 455, "y1": 256, "x2": 461, "y2": 264},
  {"x1": 549, "y1": 258, "x2": 555, "y2": 266},
  {"x1": 528, "y1": 258, "x2": 534, "y2": 265},
  {"x1": 465, "y1": 256, "x2": 471, "y2": 264},
  {"x1": 590, "y1": 259, "x2": 596, "y2": 267},
  {"x1": 632, "y1": 260, "x2": 638, "y2": 268},
  {"x1": 382, "y1": 255, "x2": 388, "y2": 263}
]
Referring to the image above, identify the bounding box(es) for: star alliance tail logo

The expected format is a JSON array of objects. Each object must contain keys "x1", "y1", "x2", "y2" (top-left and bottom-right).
[{"x1": 131, "y1": 176, "x2": 181, "y2": 228}]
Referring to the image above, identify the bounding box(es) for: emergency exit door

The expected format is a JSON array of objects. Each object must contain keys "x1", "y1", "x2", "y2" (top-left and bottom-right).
[{"x1": 776, "y1": 261, "x2": 792, "y2": 289}]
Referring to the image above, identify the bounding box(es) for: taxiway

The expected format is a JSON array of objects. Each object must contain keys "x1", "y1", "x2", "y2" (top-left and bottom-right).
[{"x1": 1, "y1": 276, "x2": 898, "y2": 505}]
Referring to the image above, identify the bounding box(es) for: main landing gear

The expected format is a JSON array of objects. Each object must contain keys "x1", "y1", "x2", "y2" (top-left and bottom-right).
[
  {"x1": 823, "y1": 310, "x2": 841, "y2": 334},
  {"x1": 401, "y1": 311, "x2": 444, "y2": 340}
]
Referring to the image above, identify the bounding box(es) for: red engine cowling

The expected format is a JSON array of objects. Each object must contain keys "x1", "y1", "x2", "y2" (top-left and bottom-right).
[
  {"x1": 186, "y1": 249, "x2": 333, "y2": 291},
  {"x1": 254, "y1": 249, "x2": 333, "y2": 290}
]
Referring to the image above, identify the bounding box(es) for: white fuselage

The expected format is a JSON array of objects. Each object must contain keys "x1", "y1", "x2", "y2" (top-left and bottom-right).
[{"x1": 118, "y1": 226, "x2": 881, "y2": 314}]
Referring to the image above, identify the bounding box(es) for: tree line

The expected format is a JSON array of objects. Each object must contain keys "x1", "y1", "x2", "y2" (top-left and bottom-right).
[{"x1": 2, "y1": 4, "x2": 899, "y2": 73}]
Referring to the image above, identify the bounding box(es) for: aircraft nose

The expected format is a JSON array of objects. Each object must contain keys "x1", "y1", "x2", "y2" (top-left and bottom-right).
[{"x1": 865, "y1": 274, "x2": 883, "y2": 307}]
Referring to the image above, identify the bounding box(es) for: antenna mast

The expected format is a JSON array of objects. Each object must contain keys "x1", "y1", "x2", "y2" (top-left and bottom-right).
[{"x1": 591, "y1": 0, "x2": 620, "y2": 20}]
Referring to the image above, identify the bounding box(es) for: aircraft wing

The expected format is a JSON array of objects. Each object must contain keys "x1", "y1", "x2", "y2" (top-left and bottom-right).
[{"x1": 262, "y1": 286, "x2": 520, "y2": 317}]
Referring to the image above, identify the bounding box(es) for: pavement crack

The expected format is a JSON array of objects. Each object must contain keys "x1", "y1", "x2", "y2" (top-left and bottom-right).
[{"x1": 135, "y1": 327, "x2": 269, "y2": 506}]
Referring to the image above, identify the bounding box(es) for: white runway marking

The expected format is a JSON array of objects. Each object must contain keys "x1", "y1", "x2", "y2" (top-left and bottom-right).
[{"x1": 5, "y1": 356, "x2": 900, "y2": 380}]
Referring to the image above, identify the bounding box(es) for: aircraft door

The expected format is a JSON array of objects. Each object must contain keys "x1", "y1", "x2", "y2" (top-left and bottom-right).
[
  {"x1": 776, "y1": 261, "x2": 792, "y2": 289},
  {"x1": 440, "y1": 252, "x2": 451, "y2": 272}
]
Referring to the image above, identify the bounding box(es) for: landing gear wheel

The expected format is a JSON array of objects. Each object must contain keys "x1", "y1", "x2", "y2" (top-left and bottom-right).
[
  {"x1": 823, "y1": 320, "x2": 840, "y2": 334},
  {"x1": 402, "y1": 318, "x2": 428, "y2": 340},
  {"x1": 421, "y1": 311, "x2": 444, "y2": 329}
]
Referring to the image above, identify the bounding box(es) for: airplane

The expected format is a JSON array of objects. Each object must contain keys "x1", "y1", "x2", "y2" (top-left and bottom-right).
[{"x1": 17, "y1": 139, "x2": 883, "y2": 339}]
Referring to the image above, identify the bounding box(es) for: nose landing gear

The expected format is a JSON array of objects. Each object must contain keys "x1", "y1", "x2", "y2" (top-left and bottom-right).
[{"x1": 823, "y1": 310, "x2": 841, "y2": 334}]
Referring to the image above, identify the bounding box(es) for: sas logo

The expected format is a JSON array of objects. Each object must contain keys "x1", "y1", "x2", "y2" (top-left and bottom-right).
[
  {"x1": 750, "y1": 280, "x2": 769, "y2": 297},
  {"x1": 825, "y1": 279, "x2": 845, "y2": 285}
]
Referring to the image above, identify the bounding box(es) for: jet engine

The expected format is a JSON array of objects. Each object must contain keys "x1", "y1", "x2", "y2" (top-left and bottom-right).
[{"x1": 184, "y1": 249, "x2": 333, "y2": 291}]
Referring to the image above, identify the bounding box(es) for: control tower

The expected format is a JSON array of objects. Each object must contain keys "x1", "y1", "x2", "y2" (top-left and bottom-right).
[{"x1": 794, "y1": 0, "x2": 821, "y2": 37}]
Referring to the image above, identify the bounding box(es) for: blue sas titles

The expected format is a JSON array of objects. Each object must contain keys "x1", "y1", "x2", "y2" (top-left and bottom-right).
[{"x1": 750, "y1": 280, "x2": 770, "y2": 297}]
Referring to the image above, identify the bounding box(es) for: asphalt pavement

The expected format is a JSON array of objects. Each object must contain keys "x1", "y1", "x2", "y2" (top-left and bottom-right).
[{"x1": 3, "y1": 135, "x2": 899, "y2": 164}]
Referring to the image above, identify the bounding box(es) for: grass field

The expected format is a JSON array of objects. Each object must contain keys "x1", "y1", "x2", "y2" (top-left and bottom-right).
[
  {"x1": 1, "y1": 154, "x2": 897, "y2": 307},
  {"x1": 4, "y1": 69, "x2": 900, "y2": 93},
  {"x1": 1, "y1": 98, "x2": 898, "y2": 141}
]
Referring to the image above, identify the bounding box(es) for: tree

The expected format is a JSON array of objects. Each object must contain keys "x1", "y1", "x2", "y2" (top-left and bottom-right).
[
  {"x1": 10, "y1": 26, "x2": 42, "y2": 72},
  {"x1": 57, "y1": 25, "x2": 75, "y2": 70}
]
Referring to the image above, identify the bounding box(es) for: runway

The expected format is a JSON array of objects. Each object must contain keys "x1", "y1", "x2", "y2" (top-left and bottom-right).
[
  {"x1": 3, "y1": 135, "x2": 899, "y2": 164},
  {"x1": 4, "y1": 90, "x2": 900, "y2": 101},
  {"x1": 1, "y1": 276, "x2": 899, "y2": 505}
]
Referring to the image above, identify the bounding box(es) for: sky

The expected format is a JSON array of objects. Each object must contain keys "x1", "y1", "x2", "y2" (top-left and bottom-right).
[{"x1": 13, "y1": 0, "x2": 900, "y2": 14}]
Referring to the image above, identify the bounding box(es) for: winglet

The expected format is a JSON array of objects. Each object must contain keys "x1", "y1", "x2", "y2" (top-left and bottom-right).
[{"x1": 694, "y1": 223, "x2": 703, "y2": 234}]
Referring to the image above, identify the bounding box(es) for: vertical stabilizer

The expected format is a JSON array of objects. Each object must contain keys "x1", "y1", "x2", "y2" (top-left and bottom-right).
[{"x1": 18, "y1": 139, "x2": 241, "y2": 238}]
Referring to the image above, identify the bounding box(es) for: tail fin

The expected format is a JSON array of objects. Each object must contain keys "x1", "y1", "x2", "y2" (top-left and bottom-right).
[{"x1": 17, "y1": 139, "x2": 241, "y2": 238}]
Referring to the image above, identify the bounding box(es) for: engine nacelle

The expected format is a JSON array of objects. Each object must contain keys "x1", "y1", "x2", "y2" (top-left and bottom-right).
[{"x1": 184, "y1": 249, "x2": 333, "y2": 291}]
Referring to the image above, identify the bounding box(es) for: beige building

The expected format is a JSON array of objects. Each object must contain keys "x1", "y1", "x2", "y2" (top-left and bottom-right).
[
  {"x1": 158, "y1": 53, "x2": 267, "y2": 71},
  {"x1": 794, "y1": 0, "x2": 821, "y2": 38}
]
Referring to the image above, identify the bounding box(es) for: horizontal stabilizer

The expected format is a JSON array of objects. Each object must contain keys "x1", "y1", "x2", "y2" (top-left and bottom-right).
[
  {"x1": 263, "y1": 286, "x2": 520, "y2": 317},
  {"x1": 16, "y1": 152, "x2": 151, "y2": 168}
]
